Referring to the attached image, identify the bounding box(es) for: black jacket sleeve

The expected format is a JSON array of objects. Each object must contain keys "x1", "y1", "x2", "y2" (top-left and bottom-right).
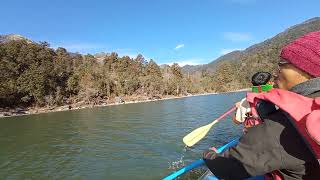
[
  {"x1": 204, "y1": 111, "x2": 319, "y2": 180},
  {"x1": 204, "y1": 120, "x2": 282, "y2": 180}
]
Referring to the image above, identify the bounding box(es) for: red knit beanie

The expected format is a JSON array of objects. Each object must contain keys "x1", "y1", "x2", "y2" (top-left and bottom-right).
[{"x1": 280, "y1": 31, "x2": 320, "y2": 77}]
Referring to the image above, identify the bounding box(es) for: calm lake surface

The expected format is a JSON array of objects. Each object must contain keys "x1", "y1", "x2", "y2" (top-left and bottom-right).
[{"x1": 0, "y1": 92, "x2": 245, "y2": 180}]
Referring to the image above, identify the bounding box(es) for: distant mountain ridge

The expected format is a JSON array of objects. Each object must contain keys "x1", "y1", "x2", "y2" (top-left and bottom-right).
[{"x1": 182, "y1": 17, "x2": 320, "y2": 74}]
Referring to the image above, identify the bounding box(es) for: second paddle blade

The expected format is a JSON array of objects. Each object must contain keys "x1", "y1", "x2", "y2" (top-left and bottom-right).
[{"x1": 183, "y1": 121, "x2": 217, "y2": 147}]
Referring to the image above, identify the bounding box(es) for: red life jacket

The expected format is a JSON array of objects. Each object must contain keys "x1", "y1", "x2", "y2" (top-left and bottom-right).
[{"x1": 246, "y1": 89, "x2": 320, "y2": 172}]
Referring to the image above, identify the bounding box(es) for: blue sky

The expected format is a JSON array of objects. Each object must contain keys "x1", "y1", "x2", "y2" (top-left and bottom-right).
[{"x1": 1, "y1": 0, "x2": 320, "y2": 65}]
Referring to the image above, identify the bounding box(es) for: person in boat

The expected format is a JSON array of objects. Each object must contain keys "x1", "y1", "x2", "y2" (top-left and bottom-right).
[
  {"x1": 203, "y1": 31, "x2": 320, "y2": 180},
  {"x1": 233, "y1": 72, "x2": 273, "y2": 130}
]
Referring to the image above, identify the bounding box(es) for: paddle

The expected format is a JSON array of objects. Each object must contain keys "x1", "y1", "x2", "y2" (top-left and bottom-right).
[
  {"x1": 183, "y1": 106, "x2": 237, "y2": 147},
  {"x1": 162, "y1": 137, "x2": 240, "y2": 180}
]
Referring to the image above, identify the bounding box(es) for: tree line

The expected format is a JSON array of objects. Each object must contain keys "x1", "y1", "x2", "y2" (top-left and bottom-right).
[{"x1": 0, "y1": 40, "x2": 221, "y2": 108}]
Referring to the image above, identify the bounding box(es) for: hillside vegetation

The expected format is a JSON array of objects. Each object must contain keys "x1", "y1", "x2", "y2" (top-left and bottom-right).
[{"x1": 1, "y1": 17, "x2": 320, "y2": 108}]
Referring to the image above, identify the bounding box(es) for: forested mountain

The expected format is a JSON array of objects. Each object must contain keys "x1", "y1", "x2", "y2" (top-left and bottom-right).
[
  {"x1": 0, "y1": 39, "x2": 200, "y2": 108},
  {"x1": 1, "y1": 17, "x2": 320, "y2": 108},
  {"x1": 182, "y1": 17, "x2": 320, "y2": 89}
]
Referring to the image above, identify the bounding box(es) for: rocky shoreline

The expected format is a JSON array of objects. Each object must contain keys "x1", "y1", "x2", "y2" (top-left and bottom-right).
[{"x1": 0, "y1": 89, "x2": 249, "y2": 118}]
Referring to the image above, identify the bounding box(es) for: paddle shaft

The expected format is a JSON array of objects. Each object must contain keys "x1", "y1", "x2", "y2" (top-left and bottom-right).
[
  {"x1": 205, "y1": 106, "x2": 237, "y2": 134},
  {"x1": 211, "y1": 106, "x2": 237, "y2": 124},
  {"x1": 183, "y1": 105, "x2": 237, "y2": 147},
  {"x1": 162, "y1": 137, "x2": 240, "y2": 180},
  {"x1": 195, "y1": 106, "x2": 237, "y2": 136}
]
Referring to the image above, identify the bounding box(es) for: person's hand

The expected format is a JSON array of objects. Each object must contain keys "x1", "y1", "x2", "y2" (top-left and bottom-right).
[
  {"x1": 234, "y1": 98, "x2": 251, "y2": 123},
  {"x1": 203, "y1": 147, "x2": 217, "y2": 160},
  {"x1": 233, "y1": 115, "x2": 242, "y2": 125},
  {"x1": 233, "y1": 101, "x2": 243, "y2": 125},
  {"x1": 209, "y1": 146, "x2": 217, "y2": 152},
  {"x1": 235, "y1": 101, "x2": 241, "y2": 108}
]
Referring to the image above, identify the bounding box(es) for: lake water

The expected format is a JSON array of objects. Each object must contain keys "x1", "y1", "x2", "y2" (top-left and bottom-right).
[{"x1": 0, "y1": 92, "x2": 245, "y2": 180}]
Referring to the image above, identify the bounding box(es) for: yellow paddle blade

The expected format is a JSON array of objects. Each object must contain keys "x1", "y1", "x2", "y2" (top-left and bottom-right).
[
  {"x1": 183, "y1": 120, "x2": 218, "y2": 147},
  {"x1": 183, "y1": 106, "x2": 236, "y2": 147}
]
